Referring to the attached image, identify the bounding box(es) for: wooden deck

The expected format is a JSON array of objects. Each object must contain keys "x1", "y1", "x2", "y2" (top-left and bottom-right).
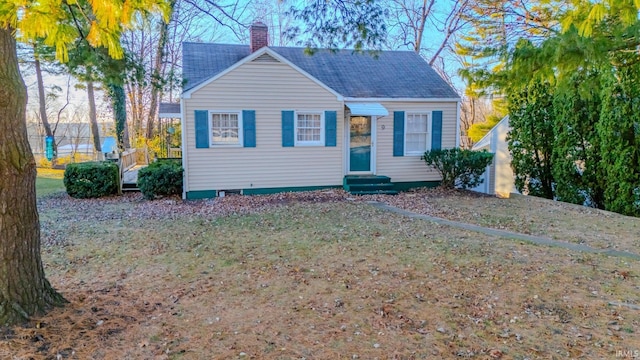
[
  {"x1": 116, "y1": 148, "x2": 181, "y2": 192},
  {"x1": 117, "y1": 148, "x2": 149, "y2": 192}
]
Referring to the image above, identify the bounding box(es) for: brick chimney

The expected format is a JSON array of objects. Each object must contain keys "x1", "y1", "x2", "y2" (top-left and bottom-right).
[{"x1": 250, "y1": 22, "x2": 268, "y2": 52}]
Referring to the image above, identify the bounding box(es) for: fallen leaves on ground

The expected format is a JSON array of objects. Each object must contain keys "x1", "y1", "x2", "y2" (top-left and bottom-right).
[{"x1": 2, "y1": 188, "x2": 637, "y2": 359}]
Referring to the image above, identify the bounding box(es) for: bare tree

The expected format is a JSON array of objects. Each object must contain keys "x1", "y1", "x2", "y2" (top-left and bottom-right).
[
  {"x1": 66, "y1": 110, "x2": 90, "y2": 162},
  {"x1": 86, "y1": 68, "x2": 102, "y2": 155},
  {"x1": 123, "y1": 0, "x2": 228, "y2": 144},
  {"x1": 181, "y1": 0, "x2": 249, "y2": 40},
  {"x1": 244, "y1": 0, "x2": 295, "y2": 46},
  {"x1": 385, "y1": 0, "x2": 471, "y2": 97},
  {"x1": 387, "y1": 0, "x2": 469, "y2": 63},
  {"x1": 427, "y1": 0, "x2": 470, "y2": 66},
  {"x1": 147, "y1": 0, "x2": 177, "y2": 139}
]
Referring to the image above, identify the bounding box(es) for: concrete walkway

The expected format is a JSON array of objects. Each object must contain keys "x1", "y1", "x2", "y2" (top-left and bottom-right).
[{"x1": 369, "y1": 201, "x2": 640, "y2": 261}]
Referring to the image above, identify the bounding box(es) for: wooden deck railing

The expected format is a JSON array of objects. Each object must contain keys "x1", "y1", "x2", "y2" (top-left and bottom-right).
[
  {"x1": 168, "y1": 147, "x2": 182, "y2": 158},
  {"x1": 116, "y1": 148, "x2": 149, "y2": 193},
  {"x1": 120, "y1": 149, "x2": 138, "y2": 172}
]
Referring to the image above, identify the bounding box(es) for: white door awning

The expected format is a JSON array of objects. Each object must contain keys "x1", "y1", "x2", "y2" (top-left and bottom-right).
[{"x1": 346, "y1": 102, "x2": 389, "y2": 117}]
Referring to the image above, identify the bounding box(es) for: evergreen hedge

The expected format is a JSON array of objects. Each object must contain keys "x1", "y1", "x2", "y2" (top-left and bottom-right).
[
  {"x1": 138, "y1": 160, "x2": 183, "y2": 200},
  {"x1": 422, "y1": 148, "x2": 494, "y2": 189},
  {"x1": 63, "y1": 161, "x2": 119, "y2": 198}
]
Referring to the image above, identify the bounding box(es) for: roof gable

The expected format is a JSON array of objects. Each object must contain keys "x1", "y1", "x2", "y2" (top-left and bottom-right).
[
  {"x1": 182, "y1": 43, "x2": 250, "y2": 93},
  {"x1": 182, "y1": 43, "x2": 460, "y2": 99}
]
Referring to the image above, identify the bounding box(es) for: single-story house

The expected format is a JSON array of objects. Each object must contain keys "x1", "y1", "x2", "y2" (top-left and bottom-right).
[
  {"x1": 471, "y1": 115, "x2": 517, "y2": 197},
  {"x1": 179, "y1": 22, "x2": 461, "y2": 199}
]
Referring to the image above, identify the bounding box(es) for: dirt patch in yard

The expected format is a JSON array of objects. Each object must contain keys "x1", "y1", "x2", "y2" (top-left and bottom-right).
[{"x1": 3, "y1": 189, "x2": 640, "y2": 359}]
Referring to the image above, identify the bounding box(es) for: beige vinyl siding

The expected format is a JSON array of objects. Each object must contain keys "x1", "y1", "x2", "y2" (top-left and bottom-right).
[
  {"x1": 374, "y1": 101, "x2": 458, "y2": 182},
  {"x1": 184, "y1": 60, "x2": 343, "y2": 192}
]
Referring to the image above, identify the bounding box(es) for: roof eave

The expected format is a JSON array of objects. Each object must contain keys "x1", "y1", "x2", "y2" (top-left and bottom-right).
[{"x1": 342, "y1": 97, "x2": 461, "y2": 102}]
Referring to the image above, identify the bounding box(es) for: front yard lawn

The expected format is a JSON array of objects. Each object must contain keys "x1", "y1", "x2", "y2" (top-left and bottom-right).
[
  {"x1": 2, "y1": 190, "x2": 639, "y2": 359},
  {"x1": 36, "y1": 168, "x2": 65, "y2": 198}
]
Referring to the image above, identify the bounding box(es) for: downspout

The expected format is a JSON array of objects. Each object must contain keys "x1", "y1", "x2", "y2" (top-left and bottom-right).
[
  {"x1": 180, "y1": 96, "x2": 188, "y2": 199},
  {"x1": 337, "y1": 95, "x2": 347, "y2": 177}
]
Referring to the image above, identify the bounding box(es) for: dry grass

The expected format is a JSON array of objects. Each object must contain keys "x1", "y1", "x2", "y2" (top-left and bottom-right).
[
  {"x1": 375, "y1": 189, "x2": 640, "y2": 254},
  {"x1": 37, "y1": 168, "x2": 65, "y2": 180},
  {"x1": 2, "y1": 190, "x2": 639, "y2": 359},
  {"x1": 36, "y1": 168, "x2": 65, "y2": 198}
]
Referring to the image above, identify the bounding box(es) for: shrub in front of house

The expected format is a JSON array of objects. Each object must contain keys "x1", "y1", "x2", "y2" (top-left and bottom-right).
[
  {"x1": 422, "y1": 148, "x2": 494, "y2": 189},
  {"x1": 137, "y1": 160, "x2": 183, "y2": 200},
  {"x1": 64, "y1": 161, "x2": 119, "y2": 198}
]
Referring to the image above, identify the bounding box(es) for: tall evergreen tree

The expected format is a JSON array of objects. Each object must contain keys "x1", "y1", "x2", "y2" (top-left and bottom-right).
[
  {"x1": 507, "y1": 79, "x2": 556, "y2": 199},
  {"x1": 552, "y1": 71, "x2": 605, "y2": 208},
  {"x1": 598, "y1": 62, "x2": 640, "y2": 216}
]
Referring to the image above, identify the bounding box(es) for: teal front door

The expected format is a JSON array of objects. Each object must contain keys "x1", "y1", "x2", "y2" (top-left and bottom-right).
[{"x1": 349, "y1": 116, "x2": 371, "y2": 172}]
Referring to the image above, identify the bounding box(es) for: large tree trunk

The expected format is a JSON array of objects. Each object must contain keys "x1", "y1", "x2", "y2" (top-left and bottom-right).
[
  {"x1": 147, "y1": 0, "x2": 175, "y2": 139},
  {"x1": 34, "y1": 50, "x2": 58, "y2": 165},
  {"x1": 86, "y1": 69, "x2": 102, "y2": 155},
  {"x1": 34, "y1": 53, "x2": 53, "y2": 138},
  {"x1": 0, "y1": 28, "x2": 66, "y2": 326},
  {"x1": 108, "y1": 83, "x2": 130, "y2": 149}
]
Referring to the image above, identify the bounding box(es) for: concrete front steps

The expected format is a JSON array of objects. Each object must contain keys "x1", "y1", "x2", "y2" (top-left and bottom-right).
[{"x1": 343, "y1": 175, "x2": 398, "y2": 195}]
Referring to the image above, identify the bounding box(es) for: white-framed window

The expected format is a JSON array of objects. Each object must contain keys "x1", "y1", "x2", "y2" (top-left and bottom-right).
[
  {"x1": 295, "y1": 112, "x2": 324, "y2": 146},
  {"x1": 210, "y1": 111, "x2": 242, "y2": 146},
  {"x1": 405, "y1": 112, "x2": 430, "y2": 155}
]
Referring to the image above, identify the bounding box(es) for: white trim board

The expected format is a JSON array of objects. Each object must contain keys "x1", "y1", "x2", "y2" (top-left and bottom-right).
[
  {"x1": 343, "y1": 97, "x2": 461, "y2": 102},
  {"x1": 159, "y1": 112, "x2": 182, "y2": 119}
]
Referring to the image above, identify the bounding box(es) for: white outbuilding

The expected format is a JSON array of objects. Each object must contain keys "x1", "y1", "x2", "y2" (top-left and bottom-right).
[{"x1": 471, "y1": 116, "x2": 517, "y2": 198}]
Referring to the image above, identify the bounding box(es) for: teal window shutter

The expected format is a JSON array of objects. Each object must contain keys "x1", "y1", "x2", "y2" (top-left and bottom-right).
[
  {"x1": 431, "y1": 110, "x2": 443, "y2": 150},
  {"x1": 325, "y1": 110, "x2": 337, "y2": 147},
  {"x1": 195, "y1": 110, "x2": 209, "y2": 148},
  {"x1": 243, "y1": 110, "x2": 256, "y2": 147},
  {"x1": 393, "y1": 111, "x2": 405, "y2": 156},
  {"x1": 282, "y1": 110, "x2": 294, "y2": 147}
]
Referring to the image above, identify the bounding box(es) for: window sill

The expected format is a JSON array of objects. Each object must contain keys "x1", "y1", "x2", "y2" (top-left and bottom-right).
[
  {"x1": 210, "y1": 143, "x2": 242, "y2": 148},
  {"x1": 294, "y1": 142, "x2": 324, "y2": 147}
]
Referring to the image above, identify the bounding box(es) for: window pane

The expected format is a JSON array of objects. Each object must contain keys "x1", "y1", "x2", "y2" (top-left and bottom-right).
[
  {"x1": 406, "y1": 113, "x2": 428, "y2": 153},
  {"x1": 296, "y1": 113, "x2": 322, "y2": 143},
  {"x1": 231, "y1": 114, "x2": 238, "y2": 128},
  {"x1": 211, "y1": 112, "x2": 239, "y2": 144},
  {"x1": 407, "y1": 114, "x2": 427, "y2": 132},
  {"x1": 212, "y1": 114, "x2": 220, "y2": 127},
  {"x1": 406, "y1": 134, "x2": 426, "y2": 153}
]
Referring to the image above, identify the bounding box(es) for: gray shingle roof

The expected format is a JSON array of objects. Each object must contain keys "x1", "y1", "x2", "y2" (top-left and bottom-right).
[
  {"x1": 182, "y1": 42, "x2": 459, "y2": 99},
  {"x1": 159, "y1": 102, "x2": 181, "y2": 115}
]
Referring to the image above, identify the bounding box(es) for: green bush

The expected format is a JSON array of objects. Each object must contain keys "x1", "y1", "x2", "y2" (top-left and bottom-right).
[
  {"x1": 138, "y1": 160, "x2": 183, "y2": 200},
  {"x1": 64, "y1": 161, "x2": 119, "y2": 198},
  {"x1": 422, "y1": 148, "x2": 494, "y2": 189}
]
